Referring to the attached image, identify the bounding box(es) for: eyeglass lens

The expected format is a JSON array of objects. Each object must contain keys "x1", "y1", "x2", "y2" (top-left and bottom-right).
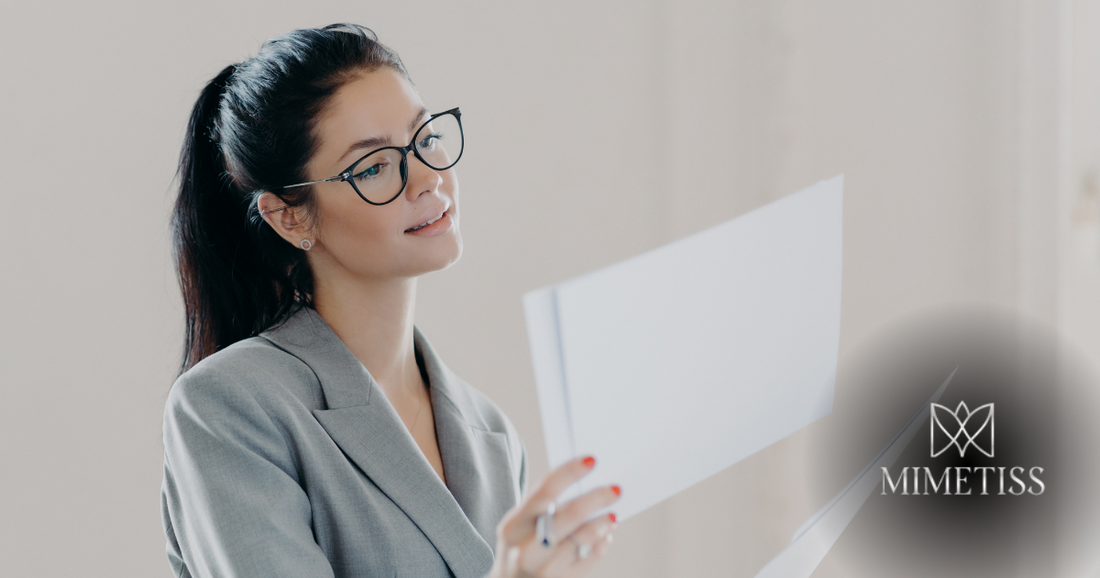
[{"x1": 345, "y1": 112, "x2": 463, "y2": 204}]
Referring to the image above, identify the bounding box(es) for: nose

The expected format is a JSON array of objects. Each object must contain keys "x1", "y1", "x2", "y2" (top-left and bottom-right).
[{"x1": 403, "y1": 151, "x2": 443, "y2": 201}]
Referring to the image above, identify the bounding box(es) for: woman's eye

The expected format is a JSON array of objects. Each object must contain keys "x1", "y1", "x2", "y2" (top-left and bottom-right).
[
  {"x1": 417, "y1": 132, "x2": 443, "y2": 150},
  {"x1": 353, "y1": 162, "x2": 386, "y2": 181}
]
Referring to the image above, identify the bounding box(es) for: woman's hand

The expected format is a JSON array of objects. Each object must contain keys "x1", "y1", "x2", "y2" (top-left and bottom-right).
[{"x1": 488, "y1": 456, "x2": 621, "y2": 578}]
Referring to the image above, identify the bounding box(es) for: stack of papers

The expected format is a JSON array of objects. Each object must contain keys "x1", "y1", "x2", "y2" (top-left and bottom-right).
[{"x1": 523, "y1": 175, "x2": 844, "y2": 521}]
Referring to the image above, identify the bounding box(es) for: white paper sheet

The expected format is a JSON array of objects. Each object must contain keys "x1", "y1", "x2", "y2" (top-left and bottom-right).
[{"x1": 523, "y1": 175, "x2": 844, "y2": 521}]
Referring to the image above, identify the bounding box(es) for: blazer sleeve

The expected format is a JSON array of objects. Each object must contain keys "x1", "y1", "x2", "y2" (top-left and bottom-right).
[{"x1": 161, "y1": 368, "x2": 335, "y2": 578}]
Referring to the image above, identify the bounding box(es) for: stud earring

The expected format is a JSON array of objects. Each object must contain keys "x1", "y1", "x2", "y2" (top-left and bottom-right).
[{"x1": 300, "y1": 239, "x2": 313, "y2": 251}]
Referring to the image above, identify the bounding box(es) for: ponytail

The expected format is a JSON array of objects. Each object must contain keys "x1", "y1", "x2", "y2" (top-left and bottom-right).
[
  {"x1": 173, "y1": 65, "x2": 283, "y2": 374},
  {"x1": 170, "y1": 24, "x2": 407, "y2": 375}
]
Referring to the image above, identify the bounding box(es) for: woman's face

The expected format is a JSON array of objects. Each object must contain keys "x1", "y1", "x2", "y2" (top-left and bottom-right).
[{"x1": 300, "y1": 67, "x2": 461, "y2": 283}]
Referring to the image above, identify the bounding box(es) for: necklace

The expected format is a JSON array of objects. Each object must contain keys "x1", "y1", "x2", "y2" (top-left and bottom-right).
[
  {"x1": 409, "y1": 351, "x2": 431, "y2": 435},
  {"x1": 409, "y1": 383, "x2": 426, "y2": 434}
]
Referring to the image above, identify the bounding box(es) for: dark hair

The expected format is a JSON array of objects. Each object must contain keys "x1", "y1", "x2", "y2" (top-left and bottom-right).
[{"x1": 172, "y1": 23, "x2": 409, "y2": 374}]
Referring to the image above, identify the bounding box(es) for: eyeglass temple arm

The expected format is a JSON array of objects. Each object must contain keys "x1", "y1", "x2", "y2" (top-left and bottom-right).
[{"x1": 280, "y1": 174, "x2": 347, "y2": 190}]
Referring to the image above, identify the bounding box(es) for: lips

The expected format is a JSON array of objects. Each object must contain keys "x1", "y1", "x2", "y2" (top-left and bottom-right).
[{"x1": 405, "y1": 208, "x2": 448, "y2": 233}]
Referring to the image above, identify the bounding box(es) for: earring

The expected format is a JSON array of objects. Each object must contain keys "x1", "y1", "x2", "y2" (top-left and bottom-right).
[{"x1": 300, "y1": 239, "x2": 313, "y2": 251}]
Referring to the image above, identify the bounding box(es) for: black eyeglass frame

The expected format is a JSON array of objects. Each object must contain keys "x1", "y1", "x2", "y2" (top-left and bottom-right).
[{"x1": 276, "y1": 107, "x2": 464, "y2": 206}]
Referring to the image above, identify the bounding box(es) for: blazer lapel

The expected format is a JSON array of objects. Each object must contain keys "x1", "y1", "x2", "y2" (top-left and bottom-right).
[
  {"x1": 259, "y1": 307, "x2": 496, "y2": 578},
  {"x1": 415, "y1": 326, "x2": 519, "y2": 549}
]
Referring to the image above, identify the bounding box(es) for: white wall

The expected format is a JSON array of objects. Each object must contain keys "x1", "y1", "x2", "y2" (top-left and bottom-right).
[{"x1": 1, "y1": 1, "x2": 1095, "y2": 576}]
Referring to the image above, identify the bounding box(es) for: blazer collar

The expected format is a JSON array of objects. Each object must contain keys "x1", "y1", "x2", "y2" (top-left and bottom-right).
[{"x1": 258, "y1": 306, "x2": 499, "y2": 578}]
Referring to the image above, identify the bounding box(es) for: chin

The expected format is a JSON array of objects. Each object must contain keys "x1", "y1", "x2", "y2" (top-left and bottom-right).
[
  {"x1": 439, "y1": 237, "x2": 463, "y2": 270},
  {"x1": 419, "y1": 235, "x2": 463, "y2": 274}
]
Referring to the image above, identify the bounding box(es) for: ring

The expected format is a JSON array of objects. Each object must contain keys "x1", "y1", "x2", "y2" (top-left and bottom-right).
[
  {"x1": 568, "y1": 535, "x2": 592, "y2": 560},
  {"x1": 535, "y1": 502, "x2": 556, "y2": 548}
]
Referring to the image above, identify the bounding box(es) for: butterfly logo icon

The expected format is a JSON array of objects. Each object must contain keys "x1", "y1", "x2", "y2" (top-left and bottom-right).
[{"x1": 930, "y1": 401, "x2": 994, "y2": 458}]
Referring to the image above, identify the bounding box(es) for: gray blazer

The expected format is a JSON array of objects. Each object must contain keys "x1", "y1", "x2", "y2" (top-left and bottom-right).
[{"x1": 161, "y1": 306, "x2": 529, "y2": 578}]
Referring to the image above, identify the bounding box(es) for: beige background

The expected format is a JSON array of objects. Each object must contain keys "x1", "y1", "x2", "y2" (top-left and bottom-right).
[{"x1": 2, "y1": 0, "x2": 1100, "y2": 576}]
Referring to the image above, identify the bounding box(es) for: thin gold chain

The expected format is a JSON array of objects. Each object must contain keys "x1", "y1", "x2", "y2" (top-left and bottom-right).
[{"x1": 409, "y1": 382, "x2": 426, "y2": 434}]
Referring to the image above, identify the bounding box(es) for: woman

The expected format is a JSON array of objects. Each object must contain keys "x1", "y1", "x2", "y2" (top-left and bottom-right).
[{"x1": 161, "y1": 23, "x2": 620, "y2": 578}]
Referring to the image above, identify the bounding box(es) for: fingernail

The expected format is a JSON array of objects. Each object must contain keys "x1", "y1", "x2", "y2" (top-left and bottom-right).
[
  {"x1": 608, "y1": 512, "x2": 617, "y2": 523},
  {"x1": 611, "y1": 485, "x2": 621, "y2": 497},
  {"x1": 583, "y1": 456, "x2": 596, "y2": 469}
]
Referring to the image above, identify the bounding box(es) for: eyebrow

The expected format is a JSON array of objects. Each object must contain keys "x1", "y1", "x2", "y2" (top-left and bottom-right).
[{"x1": 338, "y1": 107, "x2": 430, "y2": 165}]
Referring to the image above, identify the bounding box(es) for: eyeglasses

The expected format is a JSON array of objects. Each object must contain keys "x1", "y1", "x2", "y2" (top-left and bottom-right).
[{"x1": 277, "y1": 107, "x2": 464, "y2": 206}]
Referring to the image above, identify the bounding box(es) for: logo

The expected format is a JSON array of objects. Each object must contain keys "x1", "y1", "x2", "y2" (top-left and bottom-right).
[
  {"x1": 930, "y1": 401, "x2": 994, "y2": 458},
  {"x1": 882, "y1": 400, "x2": 1045, "y2": 496}
]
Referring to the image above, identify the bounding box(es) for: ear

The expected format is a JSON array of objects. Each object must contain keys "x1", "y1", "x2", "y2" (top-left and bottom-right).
[{"x1": 257, "y1": 191, "x2": 312, "y2": 248}]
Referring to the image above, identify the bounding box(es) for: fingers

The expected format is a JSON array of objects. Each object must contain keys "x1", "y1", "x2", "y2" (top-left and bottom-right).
[
  {"x1": 512, "y1": 485, "x2": 621, "y2": 577},
  {"x1": 497, "y1": 455, "x2": 597, "y2": 545},
  {"x1": 549, "y1": 483, "x2": 621, "y2": 543},
  {"x1": 538, "y1": 513, "x2": 617, "y2": 577},
  {"x1": 532, "y1": 455, "x2": 598, "y2": 509},
  {"x1": 569, "y1": 533, "x2": 614, "y2": 578},
  {"x1": 491, "y1": 455, "x2": 622, "y2": 578}
]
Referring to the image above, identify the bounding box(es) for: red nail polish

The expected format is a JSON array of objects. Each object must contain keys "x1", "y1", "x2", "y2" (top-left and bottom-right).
[
  {"x1": 609, "y1": 512, "x2": 617, "y2": 523},
  {"x1": 582, "y1": 456, "x2": 596, "y2": 469},
  {"x1": 611, "y1": 485, "x2": 621, "y2": 497}
]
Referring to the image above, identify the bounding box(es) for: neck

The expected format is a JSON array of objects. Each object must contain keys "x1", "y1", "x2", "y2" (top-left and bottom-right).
[{"x1": 312, "y1": 272, "x2": 422, "y2": 401}]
